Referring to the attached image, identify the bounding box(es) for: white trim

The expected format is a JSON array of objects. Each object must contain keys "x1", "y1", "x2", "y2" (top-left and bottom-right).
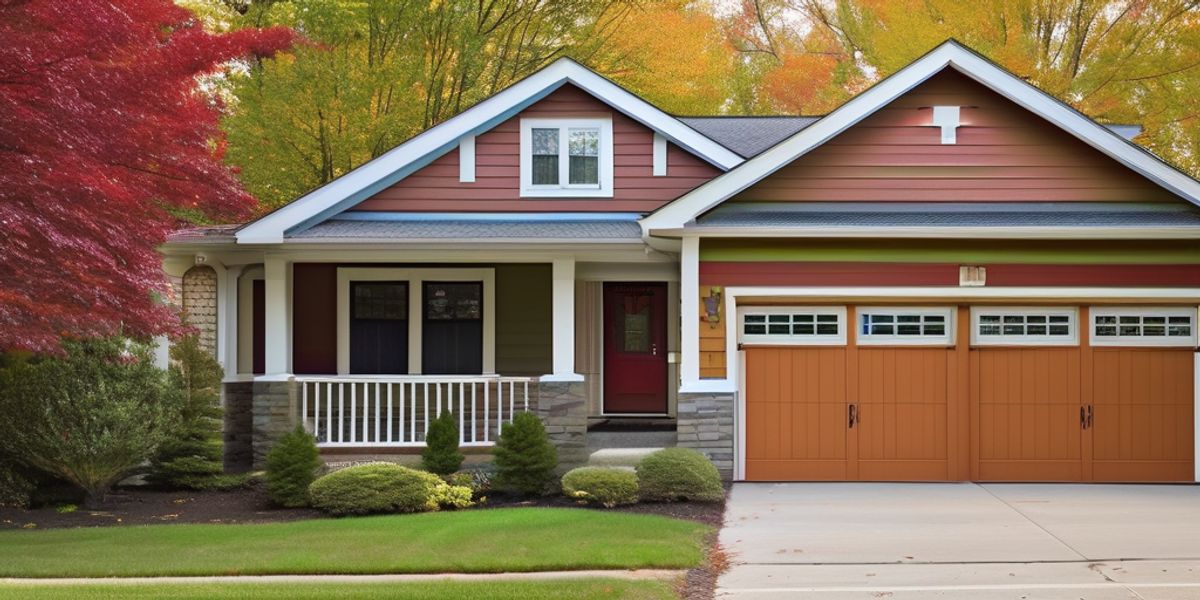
[
  {"x1": 1194, "y1": 343, "x2": 1200, "y2": 482},
  {"x1": 647, "y1": 226, "x2": 1200, "y2": 240},
  {"x1": 458, "y1": 135, "x2": 475, "y2": 183},
  {"x1": 236, "y1": 58, "x2": 740, "y2": 243},
  {"x1": 737, "y1": 306, "x2": 847, "y2": 346},
  {"x1": 237, "y1": 265, "x2": 264, "y2": 375},
  {"x1": 736, "y1": 349, "x2": 746, "y2": 481},
  {"x1": 220, "y1": 265, "x2": 243, "y2": 380},
  {"x1": 679, "y1": 237, "x2": 700, "y2": 387},
  {"x1": 547, "y1": 258, "x2": 582, "y2": 380},
  {"x1": 970, "y1": 306, "x2": 1079, "y2": 346},
  {"x1": 263, "y1": 256, "x2": 291, "y2": 376},
  {"x1": 653, "y1": 133, "x2": 667, "y2": 176},
  {"x1": 1089, "y1": 306, "x2": 1198, "y2": 347},
  {"x1": 335, "y1": 267, "x2": 495, "y2": 376},
  {"x1": 640, "y1": 40, "x2": 1200, "y2": 234},
  {"x1": 856, "y1": 306, "x2": 955, "y2": 346},
  {"x1": 519, "y1": 117, "x2": 613, "y2": 197}
]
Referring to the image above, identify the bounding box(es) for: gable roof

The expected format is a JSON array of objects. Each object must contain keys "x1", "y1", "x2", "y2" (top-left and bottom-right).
[
  {"x1": 235, "y1": 58, "x2": 744, "y2": 244},
  {"x1": 641, "y1": 40, "x2": 1200, "y2": 235}
]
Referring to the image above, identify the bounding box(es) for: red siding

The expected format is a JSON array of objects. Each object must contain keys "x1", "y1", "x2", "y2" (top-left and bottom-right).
[
  {"x1": 700, "y1": 262, "x2": 1200, "y2": 287},
  {"x1": 732, "y1": 70, "x2": 1180, "y2": 203},
  {"x1": 351, "y1": 85, "x2": 722, "y2": 213}
]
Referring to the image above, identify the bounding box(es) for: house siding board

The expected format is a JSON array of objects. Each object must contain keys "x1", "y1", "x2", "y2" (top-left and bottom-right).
[
  {"x1": 292, "y1": 263, "x2": 338, "y2": 375},
  {"x1": 699, "y1": 239, "x2": 1200, "y2": 264},
  {"x1": 701, "y1": 262, "x2": 1200, "y2": 287},
  {"x1": 349, "y1": 85, "x2": 721, "y2": 213},
  {"x1": 731, "y1": 70, "x2": 1181, "y2": 204}
]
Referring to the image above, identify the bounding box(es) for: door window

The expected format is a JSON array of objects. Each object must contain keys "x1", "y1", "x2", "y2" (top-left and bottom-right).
[{"x1": 422, "y1": 282, "x2": 483, "y2": 374}]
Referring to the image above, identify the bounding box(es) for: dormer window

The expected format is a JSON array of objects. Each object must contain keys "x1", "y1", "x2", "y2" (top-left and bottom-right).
[{"x1": 520, "y1": 117, "x2": 613, "y2": 197}]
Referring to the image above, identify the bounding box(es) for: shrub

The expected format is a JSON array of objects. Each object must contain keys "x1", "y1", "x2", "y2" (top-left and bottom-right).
[
  {"x1": 561, "y1": 467, "x2": 639, "y2": 508},
  {"x1": 421, "y1": 411, "x2": 464, "y2": 475},
  {"x1": 0, "y1": 463, "x2": 34, "y2": 509},
  {"x1": 445, "y1": 469, "x2": 491, "y2": 499},
  {"x1": 308, "y1": 463, "x2": 472, "y2": 516},
  {"x1": 636, "y1": 448, "x2": 724, "y2": 503},
  {"x1": 492, "y1": 412, "x2": 557, "y2": 496},
  {"x1": 0, "y1": 338, "x2": 181, "y2": 508},
  {"x1": 265, "y1": 425, "x2": 322, "y2": 507},
  {"x1": 148, "y1": 335, "x2": 226, "y2": 490}
]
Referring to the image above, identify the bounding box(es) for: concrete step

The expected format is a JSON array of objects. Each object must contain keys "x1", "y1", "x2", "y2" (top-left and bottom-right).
[
  {"x1": 586, "y1": 429, "x2": 677, "y2": 451},
  {"x1": 587, "y1": 447, "x2": 665, "y2": 470}
]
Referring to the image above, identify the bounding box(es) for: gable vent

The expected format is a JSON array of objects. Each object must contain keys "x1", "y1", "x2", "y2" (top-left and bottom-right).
[{"x1": 931, "y1": 106, "x2": 961, "y2": 144}]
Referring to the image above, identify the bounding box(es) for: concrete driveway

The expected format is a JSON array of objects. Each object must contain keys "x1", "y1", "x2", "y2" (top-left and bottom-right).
[{"x1": 718, "y1": 483, "x2": 1200, "y2": 599}]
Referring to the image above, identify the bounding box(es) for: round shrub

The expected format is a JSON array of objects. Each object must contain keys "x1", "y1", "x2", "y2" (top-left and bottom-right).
[
  {"x1": 561, "y1": 467, "x2": 638, "y2": 508},
  {"x1": 635, "y1": 448, "x2": 724, "y2": 503},
  {"x1": 308, "y1": 463, "x2": 473, "y2": 516}
]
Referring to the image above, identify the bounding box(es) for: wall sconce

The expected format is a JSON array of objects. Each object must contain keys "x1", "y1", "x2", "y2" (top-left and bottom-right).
[{"x1": 701, "y1": 286, "x2": 722, "y2": 328}]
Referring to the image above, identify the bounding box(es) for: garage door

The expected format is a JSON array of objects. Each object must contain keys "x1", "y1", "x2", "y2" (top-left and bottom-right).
[
  {"x1": 743, "y1": 307, "x2": 957, "y2": 481},
  {"x1": 741, "y1": 305, "x2": 1196, "y2": 482}
]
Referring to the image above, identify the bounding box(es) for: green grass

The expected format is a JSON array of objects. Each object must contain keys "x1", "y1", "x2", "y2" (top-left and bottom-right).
[
  {"x1": 0, "y1": 508, "x2": 709, "y2": 578},
  {"x1": 0, "y1": 579, "x2": 677, "y2": 600}
]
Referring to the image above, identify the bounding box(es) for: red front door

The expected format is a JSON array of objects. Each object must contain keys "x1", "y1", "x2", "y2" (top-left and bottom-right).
[{"x1": 603, "y1": 283, "x2": 668, "y2": 414}]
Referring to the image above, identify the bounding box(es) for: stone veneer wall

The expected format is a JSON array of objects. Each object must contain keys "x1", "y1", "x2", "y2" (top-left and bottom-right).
[
  {"x1": 181, "y1": 265, "x2": 218, "y2": 357},
  {"x1": 222, "y1": 382, "x2": 254, "y2": 472},
  {"x1": 676, "y1": 392, "x2": 736, "y2": 480},
  {"x1": 534, "y1": 380, "x2": 588, "y2": 473},
  {"x1": 250, "y1": 380, "x2": 298, "y2": 469}
]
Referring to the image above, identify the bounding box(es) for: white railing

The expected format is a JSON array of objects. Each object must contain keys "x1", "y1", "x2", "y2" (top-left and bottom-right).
[{"x1": 295, "y1": 375, "x2": 535, "y2": 447}]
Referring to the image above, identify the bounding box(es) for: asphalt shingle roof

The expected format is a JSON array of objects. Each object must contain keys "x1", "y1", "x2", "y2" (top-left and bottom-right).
[{"x1": 290, "y1": 218, "x2": 643, "y2": 240}]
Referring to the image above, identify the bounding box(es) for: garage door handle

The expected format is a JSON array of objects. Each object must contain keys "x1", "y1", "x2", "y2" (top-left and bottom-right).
[
  {"x1": 1080, "y1": 406, "x2": 1086, "y2": 429},
  {"x1": 848, "y1": 404, "x2": 857, "y2": 429}
]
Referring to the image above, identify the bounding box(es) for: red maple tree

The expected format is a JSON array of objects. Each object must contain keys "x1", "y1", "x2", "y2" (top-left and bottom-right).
[{"x1": 0, "y1": 0, "x2": 293, "y2": 353}]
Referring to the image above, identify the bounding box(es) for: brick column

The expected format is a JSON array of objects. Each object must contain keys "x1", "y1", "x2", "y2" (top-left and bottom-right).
[
  {"x1": 676, "y1": 392, "x2": 735, "y2": 480},
  {"x1": 534, "y1": 379, "x2": 588, "y2": 473}
]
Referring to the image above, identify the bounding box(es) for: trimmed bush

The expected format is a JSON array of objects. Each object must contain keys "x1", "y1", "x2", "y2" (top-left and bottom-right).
[
  {"x1": 148, "y1": 335, "x2": 226, "y2": 490},
  {"x1": 265, "y1": 425, "x2": 322, "y2": 507},
  {"x1": 421, "y1": 411, "x2": 464, "y2": 475},
  {"x1": 636, "y1": 448, "x2": 724, "y2": 503},
  {"x1": 561, "y1": 467, "x2": 638, "y2": 508},
  {"x1": 0, "y1": 463, "x2": 34, "y2": 508},
  {"x1": 0, "y1": 338, "x2": 181, "y2": 508},
  {"x1": 492, "y1": 412, "x2": 557, "y2": 496},
  {"x1": 308, "y1": 462, "x2": 472, "y2": 516}
]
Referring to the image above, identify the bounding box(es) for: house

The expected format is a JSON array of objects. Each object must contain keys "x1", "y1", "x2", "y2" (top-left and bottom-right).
[{"x1": 162, "y1": 40, "x2": 1200, "y2": 483}]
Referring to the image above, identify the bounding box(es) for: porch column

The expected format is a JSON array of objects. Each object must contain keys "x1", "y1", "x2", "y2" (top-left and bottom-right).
[
  {"x1": 261, "y1": 255, "x2": 291, "y2": 378},
  {"x1": 220, "y1": 265, "x2": 243, "y2": 381},
  {"x1": 679, "y1": 236, "x2": 701, "y2": 389},
  {"x1": 544, "y1": 257, "x2": 583, "y2": 382}
]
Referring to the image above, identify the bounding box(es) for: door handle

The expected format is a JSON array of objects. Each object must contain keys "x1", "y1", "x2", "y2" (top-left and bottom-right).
[
  {"x1": 1087, "y1": 405, "x2": 1094, "y2": 429},
  {"x1": 1080, "y1": 405, "x2": 1094, "y2": 430},
  {"x1": 848, "y1": 404, "x2": 857, "y2": 429}
]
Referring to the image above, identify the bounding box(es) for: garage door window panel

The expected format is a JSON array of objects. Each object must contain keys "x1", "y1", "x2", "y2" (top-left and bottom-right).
[
  {"x1": 971, "y1": 308, "x2": 1078, "y2": 346},
  {"x1": 741, "y1": 308, "x2": 846, "y2": 345},
  {"x1": 1091, "y1": 309, "x2": 1196, "y2": 347},
  {"x1": 858, "y1": 308, "x2": 954, "y2": 345}
]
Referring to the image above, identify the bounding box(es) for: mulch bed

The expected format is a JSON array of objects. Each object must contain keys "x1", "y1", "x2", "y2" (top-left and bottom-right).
[{"x1": 1, "y1": 481, "x2": 730, "y2": 599}]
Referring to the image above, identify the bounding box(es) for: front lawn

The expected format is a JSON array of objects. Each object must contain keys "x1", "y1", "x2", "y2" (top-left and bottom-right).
[
  {"x1": 0, "y1": 579, "x2": 676, "y2": 600},
  {"x1": 0, "y1": 508, "x2": 709, "y2": 578}
]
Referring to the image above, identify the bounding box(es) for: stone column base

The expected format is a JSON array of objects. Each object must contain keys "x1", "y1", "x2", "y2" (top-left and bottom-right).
[
  {"x1": 250, "y1": 380, "x2": 298, "y2": 469},
  {"x1": 534, "y1": 379, "x2": 588, "y2": 473},
  {"x1": 677, "y1": 391, "x2": 735, "y2": 480},
  {"x1": 222, "y1": 382, "x2": 254, "y2": 473}
]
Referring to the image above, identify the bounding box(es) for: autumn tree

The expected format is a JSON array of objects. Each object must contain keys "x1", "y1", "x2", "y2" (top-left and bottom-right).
[{"x1": 0, "y1": 0, "x2": 293, "y2": 353}]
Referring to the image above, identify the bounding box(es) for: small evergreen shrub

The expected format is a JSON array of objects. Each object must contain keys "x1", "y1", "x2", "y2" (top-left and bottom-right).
[
  {"x1": 561, "y1": 467, "x2": 638, "y2": 508},
  {"x1": 148, "y1": 336, "x2": 226, "y2": 490},
  {"x1": 445, "y1": 469, "x2": 492, "y2": 499},
  {"x1": 0, "y1": 463, "x2": 34, "y2": 508},
  {"x1": 265, "y1": 425, "x2": 322, "y2": 507},
  {"x1": 636, "y1": 448, "x2": 724, "y2": 503},
  {"x1": 421, "y1": 411, "x2": 464, "y2": 475},
  {"x1": 308, "y1": 463, "x2": 472, "y2": 515},
  {"x1": 0, "y1": 338, "x2": 181, "y2": 508},
  {"x1": 492, "y1": 412, "x2": 557, "y2": 496}
]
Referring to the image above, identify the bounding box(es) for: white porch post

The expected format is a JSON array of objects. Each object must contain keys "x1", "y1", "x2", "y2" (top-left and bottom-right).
[
  {"x1": 261, "y1": 255, "x2": 292, "y2": 379},
  {"x1": 221, "y1": 265, "x2": 243, "y2": 381},
  {"x1": 544, "y1": 257, "x2": 583, "y2": 382},
  {"x1": 679, "y1": 236, "x2": 700, "y2": 389}
]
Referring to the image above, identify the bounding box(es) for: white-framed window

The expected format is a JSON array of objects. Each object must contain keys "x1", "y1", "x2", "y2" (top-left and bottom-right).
[
  {"x1": 739, "y1": 306, "x2": 846, "y2": 345},
  {"x1": 858, "y1": 307, "x2": 954, "y2": 345},
  {"x1": 1090, "y1": 307, "x2": 1197, "y2": 347},
  {"x1": 519, "y1": 117, "x2": 614, "y2": 197},
  {"x1": 970, "y1": 307, "x2": 1078, "y2": 346}
]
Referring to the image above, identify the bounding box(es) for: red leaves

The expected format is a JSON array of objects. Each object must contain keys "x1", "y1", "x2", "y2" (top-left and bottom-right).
[{"x1": 0, "y1": 0, "x2": 294, "y2": 353}]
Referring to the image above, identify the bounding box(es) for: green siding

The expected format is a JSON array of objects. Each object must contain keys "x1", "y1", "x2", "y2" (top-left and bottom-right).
[
  {"x1": 700, "y1": 239, "x2": 1200, "y2": 264},
  {"x1": 495, "y1": 264, "x2": 552, "y2": 376}
]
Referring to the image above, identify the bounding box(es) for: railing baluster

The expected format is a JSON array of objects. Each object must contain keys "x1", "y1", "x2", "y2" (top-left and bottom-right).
[
  {"x1": 470, "y1": 383, "x2": 477, "y2": 444},
  {"x1": 337, "y1": 384, "x2": 344, "y2": 443},
  {"x1": 423, "y1": 382, "x2": 430, "y2": 442},
  {"x1": 350, "y1": 384, "x2": 357, "y2": 444},
  {"x1": 484, "y1": 381, "x2": 491, "y2": 443},
  {"x1": 325, "y1": 382, "x2": 332, "y2": 444},
  {"x1": 523, "y1": 380, "x2": 529, "y2": 412},
  {"x1": 301, "y1": 382, "x2": 308, "y2": 435},
  {"x1": 373, "y1": 382, "x2": 380, "y2": 444},
  {"x1": 508, "y1": 380, "x2": 514, "y2": 424},
  {"x1": 386, "y1": 383, "x2": 393, "y2": 444},
  {"x1": 458, "y1": 382, "x2": 465, "y2": 444}
]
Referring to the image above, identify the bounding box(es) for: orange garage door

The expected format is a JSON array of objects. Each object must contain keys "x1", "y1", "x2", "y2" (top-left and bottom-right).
[{"x1": 742, "y1": 305, "x2": 1195, "y2": 482}]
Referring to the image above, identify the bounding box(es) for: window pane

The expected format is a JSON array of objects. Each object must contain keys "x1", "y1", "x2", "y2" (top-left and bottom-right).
[
  {"x1": 817, "y1": 324, "x2": 839, "y2": 335},
  {"x1": 425, "y1": 282, "x2": 482, "y2": 321},
  {"x1": 745, "y1": 324, "x2": 766, "y2": 335},
  {"x1": 567, "y1": 128, "x2": 599, "y2": 185},
  {"x1": 353, "y1": 282, "x2": 407, "y2": 320},
  {"x1": 925, "y1": 324, "x2": 945, "y2": 335},
  {"x1": 569, "y1": 156, "x2": 598, "y2": 185},
  {"x1": 531, "y1": 128, "x2": 559, "y2": 185}
]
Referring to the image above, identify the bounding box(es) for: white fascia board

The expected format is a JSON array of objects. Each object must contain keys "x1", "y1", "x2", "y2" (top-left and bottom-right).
[
  {"x1": 648, "y1": 226, "x2": 1200, "y2": 239},
  {"x1": 236, "y1": 58, "x2": 741, "y2": 244},
  {"x1": 640, "y1": 40, "x2": 1200, "y2": 233}
]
